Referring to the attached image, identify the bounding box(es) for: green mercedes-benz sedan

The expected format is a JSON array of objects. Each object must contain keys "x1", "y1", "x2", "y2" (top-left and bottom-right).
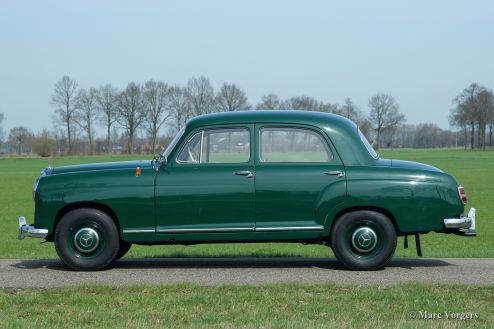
[{"x1": 18, "y1": 111, "x2": 476, "y2": 271}]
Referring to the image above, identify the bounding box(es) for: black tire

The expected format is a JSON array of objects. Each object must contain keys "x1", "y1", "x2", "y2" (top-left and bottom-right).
[
  {"x1": 54, "y1": 208, "x2": 120, "y2": 271},
  {"x1": 331, "y1": 210, "x2": 397, "y2": 271},
  {"x1": 115, "y1": 241, "x2": 132, "y2": 260}
]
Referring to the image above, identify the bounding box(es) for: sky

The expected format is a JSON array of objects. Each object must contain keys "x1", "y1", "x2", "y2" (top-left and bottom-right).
[{"x1": 1, "y1": 0, "x2": 493, "y2": 136}]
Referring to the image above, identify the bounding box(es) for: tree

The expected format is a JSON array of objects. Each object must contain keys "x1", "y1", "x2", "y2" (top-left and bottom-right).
[
  {"x1": 283, "y1": 96, "x2": 321, "y2": 111},
  {"x1": 216, "y1": 83, "x2": 249, "y2": 112},
  {"x1": 8, "y1": 126, "x2": 32, "y2": 154},
  {"x1": 75, "y1": 88, "x2": 98, "y2": 154},
  {"x1": 96, "y1": 84, "x2": 119, "y2": 153},
  {"x1": 168, "y1": 85, "x2": 192, "y2": 133},
  {"x1": 0, "y1": 113, "x2": 5, "y2": 145},
  {"x1": 452, "y1": 83, "x2": 487, "y2": 149},
  {"x1": 51, "y1": 76, "x2": 78, "y2": 154},
  {"x1": 187, "y1": 76, "x2": 216, "y2": 116},
  {"x1": 368, "y1": 93, "x2": 405, "y2": 149},
  {"x1": 143, "y1": 80, "x2": 171, "y2": 152},
  {"x1": 32, "y1": 129, "x2": 56, "y2": 157},
  {"x1": 256, "y1": 93, "x2": 281, "y2": 110},
  {"x1": 477, "y1": 89, "x2": 494, "y2": 148},
  {"x1": 117, "y1": 82, "x2": 145, "y2": 154}
]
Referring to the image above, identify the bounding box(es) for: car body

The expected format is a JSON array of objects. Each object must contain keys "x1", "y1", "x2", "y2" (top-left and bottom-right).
[{"x1": 18, "y1": 111, "x2": 476, "y2": 271}]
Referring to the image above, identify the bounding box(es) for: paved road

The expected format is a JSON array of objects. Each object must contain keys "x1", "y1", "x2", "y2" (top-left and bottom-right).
[{"x1": 1, "y1": 258, "x2": 493, "y2": 288}]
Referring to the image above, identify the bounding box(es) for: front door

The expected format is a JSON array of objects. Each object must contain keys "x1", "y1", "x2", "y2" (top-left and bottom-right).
[
  {"x1": 254, "y1": 124, "x2": 346, "y2": 231},
  {"x1": 155, "y1": 125, "x2": 255, "y2": 234}
]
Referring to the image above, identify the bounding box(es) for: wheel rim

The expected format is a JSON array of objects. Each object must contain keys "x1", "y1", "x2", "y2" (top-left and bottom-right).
[
  {"x1": 73, "y1": 227, "x2": 101, "y2": 254},
  {"x1": 351, "y1": 227, "x2": 378, "y2": 253}
]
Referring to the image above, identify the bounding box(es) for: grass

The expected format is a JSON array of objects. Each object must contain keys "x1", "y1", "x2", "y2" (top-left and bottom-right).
[
  {"x1": 0, "y1": 149, "x2": 493, "y2": 259},
  {"x1": 0, "y1": 283, "x2": 492, "y2": 328}
]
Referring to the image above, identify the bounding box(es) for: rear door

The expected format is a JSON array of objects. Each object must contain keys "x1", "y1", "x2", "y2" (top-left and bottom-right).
[{"x1": 254, "y1": 124, "x2": 346, "y2": 232}]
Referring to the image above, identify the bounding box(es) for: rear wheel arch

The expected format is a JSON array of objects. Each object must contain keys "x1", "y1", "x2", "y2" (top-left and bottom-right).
[{"x1": 329, "y1": 206, "x2": 401, "y2": 238}]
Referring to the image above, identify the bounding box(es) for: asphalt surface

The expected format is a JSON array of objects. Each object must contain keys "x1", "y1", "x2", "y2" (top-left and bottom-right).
[{"x1": 1, "y1": 257, "x2": 493, "y2": 288}]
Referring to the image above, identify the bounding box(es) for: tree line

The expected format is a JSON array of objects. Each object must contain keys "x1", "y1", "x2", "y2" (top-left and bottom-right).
[{"x1": 0, "y1": 76, "x2": 492, "y2": 157}]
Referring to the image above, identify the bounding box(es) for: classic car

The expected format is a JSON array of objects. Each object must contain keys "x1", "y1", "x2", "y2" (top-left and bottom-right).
[{"x1": 18, "y1": 111, "x2": 476, "y2": 271}]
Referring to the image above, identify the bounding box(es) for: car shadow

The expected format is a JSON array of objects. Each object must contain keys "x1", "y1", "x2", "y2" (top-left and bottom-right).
[{"x1": 11, "y1": 257, "x2": 451, "y2": 272}]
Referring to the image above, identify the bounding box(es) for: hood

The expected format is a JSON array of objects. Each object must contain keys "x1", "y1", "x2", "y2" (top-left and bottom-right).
[
  {"x1": 390, "y1": 159, "x2": 442, "y2": 173},
  {"x1": 51, "y1": 160, "x2": 153, "y2": 175}
]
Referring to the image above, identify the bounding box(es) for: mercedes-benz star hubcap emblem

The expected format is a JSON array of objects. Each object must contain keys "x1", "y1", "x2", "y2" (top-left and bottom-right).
[
  {"x1": 351, "y1": 227, "x2": 378, "y2": 253},
  {"x1": 73, "y1": 227, "x2": 100, "y2": 254},
  {"x1": 79, "y1": 234, "x2": 93, "y2": 248}
]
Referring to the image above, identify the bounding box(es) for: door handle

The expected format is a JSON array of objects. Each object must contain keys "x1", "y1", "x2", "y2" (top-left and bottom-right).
[
  {"x1": 324, "y1": 171, "x2": 345, "y2": 178},
  {"x1": 235, "y1": 170, "x2": 254, "y2": 178}
]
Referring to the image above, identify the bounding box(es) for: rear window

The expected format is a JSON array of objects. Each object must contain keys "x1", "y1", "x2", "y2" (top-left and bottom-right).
[{"x1": 358, "y1": 129, "x2": 379, "y2": 159}]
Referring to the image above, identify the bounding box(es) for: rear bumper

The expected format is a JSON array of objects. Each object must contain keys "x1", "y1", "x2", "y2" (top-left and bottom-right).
[
  {"x1": 18, "y1": 216, "x2": 48, "y2": 240},
  {"x1": 443, "y1": 208, "x2": 477, "y2": 236}
]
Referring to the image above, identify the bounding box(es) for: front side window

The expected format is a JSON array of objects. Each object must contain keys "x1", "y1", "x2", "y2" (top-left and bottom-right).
[
  {"x1": 260, "y1": 127, "x2": 331, "y2": 162},
  {"x1": 177, "y1": 128, "x2": 250, "y2": 164}
]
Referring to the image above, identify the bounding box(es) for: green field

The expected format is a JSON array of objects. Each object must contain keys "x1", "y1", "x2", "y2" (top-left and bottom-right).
[
  {"x1": 1, "y1": 149, "x2": 492, "y2": 259},
  {"x1": 1, "y1": 283, "x2": 492, "y2": 328}
]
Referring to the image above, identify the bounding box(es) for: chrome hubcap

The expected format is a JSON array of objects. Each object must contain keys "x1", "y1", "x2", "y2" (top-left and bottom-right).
[
  {"x1": 351, "y1": 227, "x2": 378, "y2": 253},
  {"x1": 73, "y1": 227, "x2": 100, "y2": 254}
]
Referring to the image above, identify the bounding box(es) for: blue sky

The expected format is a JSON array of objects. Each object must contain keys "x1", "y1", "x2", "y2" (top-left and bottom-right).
[{"x1": 1, "y1": 0, "x2": 493, "y2": 134}]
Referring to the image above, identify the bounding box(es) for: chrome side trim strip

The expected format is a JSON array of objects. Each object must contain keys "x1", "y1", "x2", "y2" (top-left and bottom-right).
[
  {"x1": 255, "y1": 226, "x2": 324, "y2": 232},
  {"x1": 122, "y1": 229, "x2": 156, "y2": 234},
  {"x1": 156, "y1": 227, "x2": 254, "y2": 233},
  {"x1": 155, "y1": 226, "x2": 324, "y2": 234}
]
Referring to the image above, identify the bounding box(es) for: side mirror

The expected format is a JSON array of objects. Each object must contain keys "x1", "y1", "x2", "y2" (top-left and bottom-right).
[{"x1": 152, "y1": 154, "x2": 167, "y2": 172}]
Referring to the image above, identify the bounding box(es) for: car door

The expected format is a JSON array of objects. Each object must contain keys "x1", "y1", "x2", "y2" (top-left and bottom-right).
[
  {"x1": 254, "y1": 124, "x2": 346, "y2": 231},
  {"x1": 155, "y1": 125, "x2": 255, "y2": 234}
]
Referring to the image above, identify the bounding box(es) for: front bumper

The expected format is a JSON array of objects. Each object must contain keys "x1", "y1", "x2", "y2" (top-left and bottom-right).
[
  {"x1": 18, "y1": 216, "x2": 48, "y2": 240},
  {"x1": 443, "y1": 208, "x2": 477, "y2": 236}
]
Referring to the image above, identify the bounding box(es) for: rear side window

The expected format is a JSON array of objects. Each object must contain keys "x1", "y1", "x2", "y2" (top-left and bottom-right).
[
  {"x1": 177, "y1": 128, "x2": 250, "y2": 164},
  {"x1": 260, "y1": 127, "x2": 332, "y2": 163}
]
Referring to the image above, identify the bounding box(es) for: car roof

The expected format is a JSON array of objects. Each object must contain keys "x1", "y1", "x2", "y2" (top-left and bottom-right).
[{"x1": 186, "y1": 110, "x2": 357, "y2": 131}]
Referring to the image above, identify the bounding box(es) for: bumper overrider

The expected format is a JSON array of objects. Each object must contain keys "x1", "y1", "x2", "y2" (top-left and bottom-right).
[
  {"x1": 18, "y1": 216, "x2": 48, "y2": 240},
  {"x1": 443, "y1": 208, "x2": 477, "y2": 236}
]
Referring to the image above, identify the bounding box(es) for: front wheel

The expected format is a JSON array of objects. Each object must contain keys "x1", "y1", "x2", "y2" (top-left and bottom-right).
[
  {"x1": 331, "y1": 210, "x2": 397, "y2": 271},
  {"x1": 55, "y1": 208, "x2": 120, "y2": 271}
]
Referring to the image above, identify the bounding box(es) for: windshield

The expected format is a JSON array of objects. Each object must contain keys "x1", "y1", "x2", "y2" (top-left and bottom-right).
[
  {"x1": 358, "y1": 128, "x2": 379, "y2": 159},
  {"x1": 163, "y1": 127, "x2": 185, "y2": 159}
]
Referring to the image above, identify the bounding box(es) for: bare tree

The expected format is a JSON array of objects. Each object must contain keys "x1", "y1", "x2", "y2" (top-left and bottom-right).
[
  {"x1": 51, "y1": 76, "x2": 78, "y2": 154},
  {"x1": 283, "y1": 96, "x2": 321, "y2": 111},
  {"x1": 187, "y1": 76, "x2": 216, "y2": 116},
  {"x1": 452, "y1": 83, "x2": 484, "y2": 149},
  {"x1": 96, "y1": 84, "x2": 119, "y2": 153},
  {"x1": 32, "y1": 129, "x2": 56, "y2": 157},
  {"x1": 256, "y1": 93, "x2": 281, "y2": 110},
  {"x1": 117, "y1": 82, "x2": 145, "y2": 154},
  {"x1": 8, "y1": 126, "x2": 32, "y2": 154},
  {"x1": 143, "y1": 80, "x2": 171, "y2": 152},
  {"x1": 477, "y1": 88, "x2": 494, "y2": 148},
  {"x1": 75, "y1": 88, "x2": 98, "y2": 154},
  {"x1": 368, "y1": 93, "x2": 405, "y2": 149},
  {"x1": 216, "y1": 83, "x2": 249, "y2": 112},
  {"x1": 0, "y1": 113, "x2": 5, "y2": 145},
  {"x1": 168, "y1": 85, "x2": 192, "y2": 133}
]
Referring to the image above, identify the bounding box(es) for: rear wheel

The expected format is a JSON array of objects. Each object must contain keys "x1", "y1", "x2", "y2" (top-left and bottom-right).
[
  {"x1": 331, "y1": 210, "x2": 397, "y2": 270},
  {"x1": 55, "y1": 208, "x2": 119, "y2": 271}
]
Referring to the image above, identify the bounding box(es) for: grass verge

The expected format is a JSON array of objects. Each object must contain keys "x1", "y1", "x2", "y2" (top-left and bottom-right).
[{"x1": 0, "y1": 283, "x2": 492, "y2": 328}]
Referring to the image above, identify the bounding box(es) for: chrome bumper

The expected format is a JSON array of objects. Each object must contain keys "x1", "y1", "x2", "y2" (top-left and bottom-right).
[
  {"x1": 443, "y1": 208, "x2": 477, "y2": 236},
  {"x1": 18, "y1": 216, "x2": 48, "y2": 240}
]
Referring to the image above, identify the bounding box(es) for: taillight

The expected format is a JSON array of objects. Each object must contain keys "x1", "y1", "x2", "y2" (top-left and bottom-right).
[{"x1": 458, "y1": 186, "x2": 468, "y2": 204}]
